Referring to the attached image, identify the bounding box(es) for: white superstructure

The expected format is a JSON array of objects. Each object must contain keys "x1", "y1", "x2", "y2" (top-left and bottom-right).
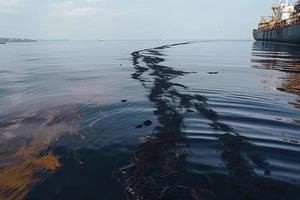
[{"x1": 272, "y1": 0, "x2": 295, "y2": 21}]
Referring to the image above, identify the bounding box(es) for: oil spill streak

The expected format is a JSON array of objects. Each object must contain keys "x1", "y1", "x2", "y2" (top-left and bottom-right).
[{"x1": 121, "y1": 42, "x2": 299, "y2": 200}]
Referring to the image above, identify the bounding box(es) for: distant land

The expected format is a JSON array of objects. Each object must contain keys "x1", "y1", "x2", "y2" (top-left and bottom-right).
[{"x1": 0, "y1": 38, "x2": 37, "y2": 44}]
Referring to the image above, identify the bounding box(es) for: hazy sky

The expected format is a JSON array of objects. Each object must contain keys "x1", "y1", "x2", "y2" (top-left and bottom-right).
[{"x1": 0, "y1": 0, "x2": 290, "y2": 40}]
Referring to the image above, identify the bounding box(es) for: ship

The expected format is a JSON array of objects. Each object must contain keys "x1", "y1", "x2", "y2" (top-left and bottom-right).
[{"x1": 253, "y1": 0, "x2": 300, "y2": 44}]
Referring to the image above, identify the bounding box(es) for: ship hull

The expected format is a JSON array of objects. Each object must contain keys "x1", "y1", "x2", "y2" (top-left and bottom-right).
[{"x1": 253, "y1": 23, "x2": 300, "y2": 44}]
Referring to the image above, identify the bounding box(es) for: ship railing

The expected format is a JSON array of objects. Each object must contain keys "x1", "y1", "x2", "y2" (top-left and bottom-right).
[
  {"x1": 260, "y1": 16, "x2": 273, "y2": 23},
  {"x1": 257, "y1": 13, "x2": 300, "y2": 32},
  {"x1": 288, "y1": 13, "x2": 300, "y2": 25}
]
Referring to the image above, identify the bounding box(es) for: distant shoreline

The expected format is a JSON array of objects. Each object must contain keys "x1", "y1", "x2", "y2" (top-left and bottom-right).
[{"x1": 0, "y1": 38, "x2": 37, "y2": 44}]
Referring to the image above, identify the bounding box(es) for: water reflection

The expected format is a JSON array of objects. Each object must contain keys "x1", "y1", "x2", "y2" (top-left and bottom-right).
[
  {"x1": 121, "y1": 42, "x2": 297, "y2": 200},
  {"x1": 252, "y1": 42, "x2": 300, "y2": 109},
  {"x1": 0, "y1": 106, "x2": 80, "y2": 200},
  {"x1": 0, "y1": 41, "x2": 299, "y2": 200}
]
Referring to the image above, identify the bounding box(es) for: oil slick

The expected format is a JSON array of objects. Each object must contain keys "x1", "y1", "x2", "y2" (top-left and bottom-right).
[
  {"x1": 118, "y1": 42, "x2": 300, "y2": 200},
  {"x1": 0, "y1": 106, "x2": 81, "y2": 200}
]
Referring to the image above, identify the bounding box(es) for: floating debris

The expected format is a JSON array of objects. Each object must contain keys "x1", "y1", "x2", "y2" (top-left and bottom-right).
[
  {"x1": 143, "y1": 120, "x2": 152, "y2": 127},
  {"x1": 139, "y1": 135, "x2": 155, "y2": 144},
  {"x1": 207, "y1": 72, "x2": 219, "y2": 75},
  {"x1": 281, "y1": 133, "x2": 299, "y2": 144},
  {"x1": 264, "y1": 170, "x2": 271, "y2": 176},
  {"x1": 136, "y1": 124, "x2": 143, "y2": 129},
  {"x1": 119, "y1": 163, "x2": 136, "y2": 174},
  {"x1": 157, "y1": 171, "x2": 178, "y2": 178}
]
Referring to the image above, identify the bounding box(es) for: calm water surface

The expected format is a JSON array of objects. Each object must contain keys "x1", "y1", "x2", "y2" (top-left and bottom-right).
[{"x1": 0, "y1": 40, "x2": 299, "y2": 200}]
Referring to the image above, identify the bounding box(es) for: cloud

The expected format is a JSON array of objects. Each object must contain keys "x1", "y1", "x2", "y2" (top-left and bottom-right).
[
  {"x1": 0, "y1": 0, "x2": 26, "y2": 14},
  {"x1": 64, "y1": 7, "x2": 106, "y2": 17},
  {"x1": 0, "y1": 8, "x2": 18, "y2": 14},
  {"x1": 52, "y1": 1, "x2": 119, "y2": 17},
  {"x1": 0, "y1": 0, "x2": 23, "y2": 8},
  {"x1": 85, "y1": 0, "x2": 106, "y2": 2}
]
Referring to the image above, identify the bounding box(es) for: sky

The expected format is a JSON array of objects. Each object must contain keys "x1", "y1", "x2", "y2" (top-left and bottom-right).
[{"x1": 0, "y1": 0, "x2": 292, "y2": 40}]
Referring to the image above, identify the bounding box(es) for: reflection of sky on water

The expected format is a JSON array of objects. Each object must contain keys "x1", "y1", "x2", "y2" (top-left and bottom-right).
[{"x1": 0, "y1": 41, "x2": 299, "y2": 200}]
